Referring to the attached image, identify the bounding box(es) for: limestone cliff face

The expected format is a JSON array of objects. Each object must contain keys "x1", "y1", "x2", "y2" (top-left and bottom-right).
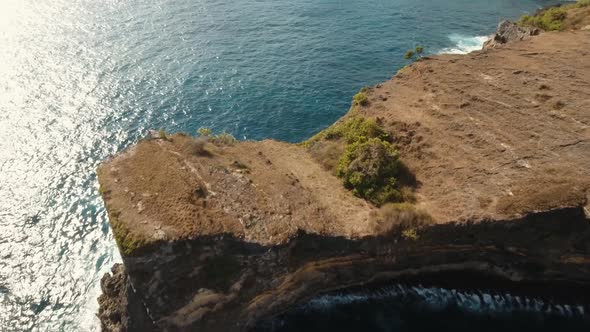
[
  {"x1": 97, "y1": 27, "x2": 590, "y2": 331},
  {"x1": 98, "y1": 209, "x2": 590, "y2": 331}
]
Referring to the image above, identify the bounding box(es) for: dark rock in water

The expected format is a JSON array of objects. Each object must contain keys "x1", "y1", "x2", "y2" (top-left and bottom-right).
[{"x1": 483, "y1": 20, "x2": 541, "y2": 49}]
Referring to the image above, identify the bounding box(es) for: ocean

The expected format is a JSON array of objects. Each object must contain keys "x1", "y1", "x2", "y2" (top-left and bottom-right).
[{"x1": 0, "y1": 0, "x2": 571, "y2": 331}]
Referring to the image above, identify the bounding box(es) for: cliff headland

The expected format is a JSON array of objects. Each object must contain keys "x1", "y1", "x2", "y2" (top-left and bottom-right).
[{"x1": 97, "y1": 5, "x2": 590, "y2": 331}]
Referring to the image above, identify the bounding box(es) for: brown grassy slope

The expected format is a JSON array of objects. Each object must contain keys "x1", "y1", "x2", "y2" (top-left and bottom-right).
[
  {"x1": 97, "y1": 135, "x2": 376, "y2": 253},
  {"x1": 352, "y1": 31, "x2": 590, "y2": 222},
  {"x1": 98, "y1": 30, "x2": 590, "y2": 254},
  {"x1": 566, "y1": 5, "x2": 590, "y2": 29}
]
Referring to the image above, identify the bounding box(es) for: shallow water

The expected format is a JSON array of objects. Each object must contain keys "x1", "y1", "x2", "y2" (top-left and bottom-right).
[{"x1": 0, "y1": 0, "x2": 568, "y2": 330}]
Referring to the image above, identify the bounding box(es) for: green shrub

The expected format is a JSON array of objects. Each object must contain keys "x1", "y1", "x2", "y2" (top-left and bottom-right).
[
  {"x1": 336, "y1": 138, "x2": 402, "y2": 206},
  {"x1": 576, "y1": 0, "x2": 590, "y2": 8},
  {"x1": 415, "y1": 46, "x2": 424, "y2": 54},
  {"x1": 213, "y1": 132, "x2": 237, "y2": 145},
  {"x1": 322, "y1": 117, "x2": 387, "y2": 143},
  {"x1": 158, "y1": 128, "x2": 170, "y2": 141},
  {"x1": 196, "y1": 127, "x2": 237, "y2": 145},
  {"x1": 518, "y1": 7, "x2": 567, "y2": 31},
  {"x1": 197, "y1": 127, "x2": 213, "y2": 137},
  {"x1": 402, "y1": 228, "x2": 420, "y2": 240},
  {"x1": 305, "y1": 117, "x2": 405, "y2": 206},
  {"x1": 353, "y1": 91, "x2": 369, "y2": 106},
  {"x1": 404, "y1": 50, "x2": 414, "y2": 59},
  {"x1": 108, "y1": 212, "x2": 148, "y2": 256}
]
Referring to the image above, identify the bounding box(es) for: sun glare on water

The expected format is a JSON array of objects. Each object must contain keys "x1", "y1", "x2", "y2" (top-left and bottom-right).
[{"x1": 0, "y1": 1, "x2": 120, "y2": 331}]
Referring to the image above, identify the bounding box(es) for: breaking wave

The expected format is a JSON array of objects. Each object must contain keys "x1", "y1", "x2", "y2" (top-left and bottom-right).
[
  {"x1": 303, "y1": 285, "x2": 587, "y2": 316},
  {"x1": 439, "y1": 34, "x2": 490, "y2": 54},
  {"x1": 256, "y1": 284, "x2": 590, "y2": 331}
]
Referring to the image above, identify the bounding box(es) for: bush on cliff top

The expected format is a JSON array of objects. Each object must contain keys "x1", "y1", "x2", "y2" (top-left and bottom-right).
[
  {"x1": 197, "y1": 127, "x2": 237, "y2": 145},
  {"x1": 322, "y1": 116, "x2": 387, "y2": 143},
  {"x1": 404, "y1": 46, "x2": 424, "y2": 61},
  {"x1": 306, "y1": 116, "x2": 405, "y2": 206},
  {"x1": 337, "y1": 137, "x2": 402, "y2": 206},
  {"x1": 518, "y1": 1, "x2": 590, "y2": 31},
  {"x1": 519, "y1": 7, "x2": 568, "y2": 31},
  {"x1": 353, "y1": 91, "x2": 369, "y2": 106}
]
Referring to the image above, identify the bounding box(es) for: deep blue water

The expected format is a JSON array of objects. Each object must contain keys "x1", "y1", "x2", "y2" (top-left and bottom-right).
[{"x1": 0, "y1": 0, "x2": 573, "y2": 331}]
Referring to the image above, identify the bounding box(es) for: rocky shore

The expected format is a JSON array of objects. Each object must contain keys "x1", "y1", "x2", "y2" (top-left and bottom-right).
[{"x1": 96, "y1": 10, "x2": 590, "y2": 332}]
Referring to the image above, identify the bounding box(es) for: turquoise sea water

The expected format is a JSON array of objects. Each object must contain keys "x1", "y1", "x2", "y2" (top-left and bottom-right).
[{"x1": 0, "y1": 0, "x2": 571, "y2": 330}]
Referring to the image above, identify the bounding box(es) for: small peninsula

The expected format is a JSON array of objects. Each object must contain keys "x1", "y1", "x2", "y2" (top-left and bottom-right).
[{"x1": 97, "y1": 5, "x2": 590, "y2": 332}]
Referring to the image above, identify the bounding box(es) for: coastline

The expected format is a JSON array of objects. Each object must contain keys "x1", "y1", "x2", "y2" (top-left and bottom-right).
[{"x1": 95, "y1": 4, "x2": 590, "y2": 331}]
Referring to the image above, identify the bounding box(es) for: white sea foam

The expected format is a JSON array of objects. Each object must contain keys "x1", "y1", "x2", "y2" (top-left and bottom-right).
[
  {"x1": 439, "y1": 34, "x2": 490, "y2": 54},
  {"x1": 300, "y1": 285, "x2": 588, "y2": 317}
]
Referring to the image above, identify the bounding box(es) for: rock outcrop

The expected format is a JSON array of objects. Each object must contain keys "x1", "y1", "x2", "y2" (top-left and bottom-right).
[
  {"x1": 483, "y1": 20, "x2": 541, "y2": 49},
  {"x1": 98, "y1": 264, "x2": 156, "y2": 332},
  {"x1": 97, "y1": 26, "x2": 590, "y2": 332}
]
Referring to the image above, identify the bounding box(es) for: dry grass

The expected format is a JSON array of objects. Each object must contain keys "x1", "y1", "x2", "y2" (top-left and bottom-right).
[
  {"x1": 179, "y1": 136, "x2": 208, "y2": 155},
  {"x1": 372, "y1": 203, "x2": 434, "y2": 239}
]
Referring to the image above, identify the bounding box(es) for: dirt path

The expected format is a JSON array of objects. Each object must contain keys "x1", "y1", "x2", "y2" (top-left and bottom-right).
[{"x1": 256, "y1": 140, "x2": 376, "y2": 237}]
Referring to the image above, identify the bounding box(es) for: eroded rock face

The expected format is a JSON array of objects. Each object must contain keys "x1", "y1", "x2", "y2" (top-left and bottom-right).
[
  {"x1": 483, "y1": 20, "x2": 541, "y2": 49},
  {"x1": 98, "y1": 264, "x2": 156, "y2": 332},
  {"x1": 100, "y1": 208, "x2": 590, "y2": 331}
]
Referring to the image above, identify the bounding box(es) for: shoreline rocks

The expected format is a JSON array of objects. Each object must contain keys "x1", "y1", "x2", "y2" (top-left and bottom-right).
[{"x1": 483, "y1": 20, "x2": 542, "y2": 49}]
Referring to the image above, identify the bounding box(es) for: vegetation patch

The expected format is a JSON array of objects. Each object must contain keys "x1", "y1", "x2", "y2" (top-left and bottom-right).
[
  {"x1": 372, "y1": 203, "x2": 434, "y2": 240},
  {"x1": 353, "y1": 91, "x2": 369, "y2": 106},
  {"x1": 158, "y1": 128, "x2": 171, "y2": 141},
  {"x1": 305, "y1": 116, "x2": 409, "y2": 206},
  {"x1": 404, "y1": 46, "x2": 424, "y2": 61},
  {"x1": 519, "y1": 7, "x2": 568, "y2": 31},
  {"x1": 320, "y1": 116, "x2": 387, "y2": 143},
  {"x1": 336, "y1": 138, "x2": 402, "y2": 205},
  {"x1": 518, "y1": 1, "x2": 590, "y2": 31},
  {"x1": 96, "y1": 171, "x2": 150, "y2": 257},
  {"x1": 213, "y1": 132, "x2": 237, "y2": 145},
  {"x1": 197, "y1": 127, "x2": 237, "y2": 145},
  {"x1": 107, "y1": 210, "x2": 149, "y2": 256},
  {"x1": 573, "y1": 0, "x2": 590, "y2": 8},
  {"x1": 197, "y1": 127, "x2": 213, "y2": 137}
]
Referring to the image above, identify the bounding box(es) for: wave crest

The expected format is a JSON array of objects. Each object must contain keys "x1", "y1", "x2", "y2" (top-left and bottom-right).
[{"x1": 439, "y1": 34, "x2": 489, "y2": 54}]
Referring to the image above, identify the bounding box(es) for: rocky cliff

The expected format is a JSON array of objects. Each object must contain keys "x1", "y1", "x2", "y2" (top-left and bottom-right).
[{"x1": 96, "y1": 19, "x2": 590, "y2": 332}]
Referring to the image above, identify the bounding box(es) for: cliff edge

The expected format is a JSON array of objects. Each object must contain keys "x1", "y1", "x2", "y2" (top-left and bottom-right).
[{"x1": 97, "y1": 20, "x2": 590, "y2": 332}]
